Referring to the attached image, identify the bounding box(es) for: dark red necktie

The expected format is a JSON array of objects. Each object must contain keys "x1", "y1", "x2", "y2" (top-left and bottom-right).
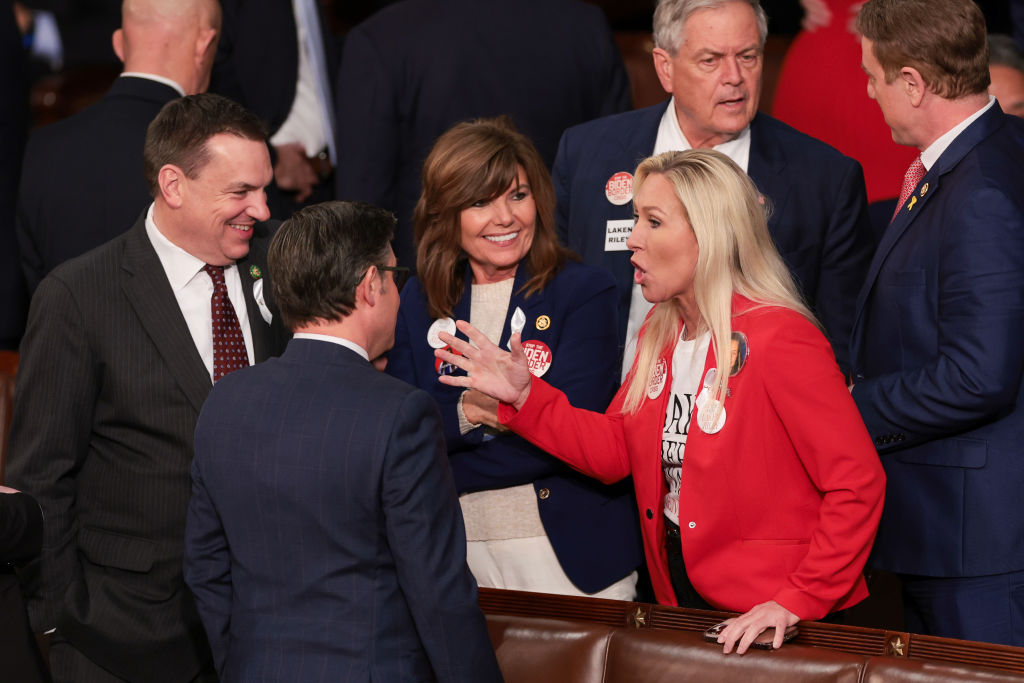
[
  {"x1": 892, "y1": 156, "x2": 926, "y2": 222},
  {"x1": 203, "y1": 264, "x2": 249, "y2": 382}
]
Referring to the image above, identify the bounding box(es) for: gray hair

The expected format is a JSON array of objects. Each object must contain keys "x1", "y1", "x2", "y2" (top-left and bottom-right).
[
  {"x1": 653, "y1": 0, "x2": 768, "y2": 55},
  {"x1": 989, "y1": 34, "x2": 1024, "y2": 74}
]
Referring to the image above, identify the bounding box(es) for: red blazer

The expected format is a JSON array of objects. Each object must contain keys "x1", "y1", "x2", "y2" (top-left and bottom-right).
[{"x1": 500, "y1": 296, "x2": 885, "y2": 619}]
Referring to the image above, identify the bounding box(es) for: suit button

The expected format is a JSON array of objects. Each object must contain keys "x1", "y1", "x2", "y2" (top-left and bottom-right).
[
  {"x1": 538, "y1": 488, "x2": 550, "y2": 500},
  {"x1": 646, "y1": 509, "x2": 654, "y2": 520},
  {"x1": 688, "y1": 521, "x2": 696, "y2": 529}
]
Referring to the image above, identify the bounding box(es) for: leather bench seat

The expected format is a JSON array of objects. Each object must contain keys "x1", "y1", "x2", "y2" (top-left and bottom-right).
[{"x1": 480, "y1": 589, "x2": 1024, "y2": 682}]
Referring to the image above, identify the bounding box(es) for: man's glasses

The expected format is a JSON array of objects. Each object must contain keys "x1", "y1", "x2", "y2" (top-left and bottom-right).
[{"x1": 379, "y1": 265, "x2": 410, "y2": 291}]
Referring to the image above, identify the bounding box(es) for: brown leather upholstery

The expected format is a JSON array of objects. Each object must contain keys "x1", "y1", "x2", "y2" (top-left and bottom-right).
[
  {"x1": 480, "y1": 588, "x2": 1024, "y2": 682},
  {"x1": 0, "y1": 351, "x2": 17, "y2": 484},
  {"x1": 487, "y1": 617, "x2": 612, "y2": 683},
  {"x1": 864, "y1": 658, "x2": 1024, "y2": 683},
  {"x1": 604, "y1": 627, "x2": 867, "y2": 683}
]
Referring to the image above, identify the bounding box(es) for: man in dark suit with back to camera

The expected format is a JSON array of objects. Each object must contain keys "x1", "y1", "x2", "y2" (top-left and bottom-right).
[
  {"x1": 554, "y1": 0, "x2": 873, "y2": 376},
  {"x1": 185, "y1": 201, "x2": 504, "y2": 682},
  {"x1": 850, "y1": 0, "x2": 1024, "y2": 646},
  {"x1": 17, "y1": 0, "x2": 221, "y2": 293},
  {"x1": 6, "y1": 93, "x2": 289, "y2": 682}
]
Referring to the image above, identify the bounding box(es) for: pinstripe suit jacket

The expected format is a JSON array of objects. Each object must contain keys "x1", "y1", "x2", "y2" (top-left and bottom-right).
[
  {"x1": 185, "y1": 339, "x2": 503, "y2": 682},
  {"x1": 5, "y1": 213, "x2": 288, "y2": 682}
]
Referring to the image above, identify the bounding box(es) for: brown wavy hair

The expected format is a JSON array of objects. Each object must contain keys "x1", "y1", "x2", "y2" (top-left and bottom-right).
[{"x1": 413, "y1": 117, "x2": 572, "y2": 319}]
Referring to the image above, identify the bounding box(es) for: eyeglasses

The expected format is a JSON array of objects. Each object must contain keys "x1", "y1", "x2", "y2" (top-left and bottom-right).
[{"x1": 378, "y1": 265, "x2": 410, "y2": 291}]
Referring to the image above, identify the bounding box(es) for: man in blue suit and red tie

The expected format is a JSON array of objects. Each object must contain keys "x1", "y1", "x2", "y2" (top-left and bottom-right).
[
  {"x1": 850, "y1": 0, "x2": 1024, "y2": 647},
  {"x1": 184, "y1": 201, "x2": 503, "y2": 682}
]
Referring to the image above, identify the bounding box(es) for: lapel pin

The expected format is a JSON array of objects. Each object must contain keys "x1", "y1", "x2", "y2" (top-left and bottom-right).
[
  {"x1": 907, "y1": 196, "x2": 918, "y2": 211},
  {"x1": 729, "y1": 331, "x2": 749, "y2": 376},
  {"x1": 920, "y1": 182, "x2": 929, "y2": 197},
  {"x1": 507, "y1": 307, "x2": 526, "y2": 349},
  {"x1": 252, "y1": 279, "x2": 272, "y2": 325},
  {"x1": 536, "y1": 314, "x2": 550, "y2": 330},
  {"x1": 249, "y1": 264, "x2": 262, "y2": 280}
]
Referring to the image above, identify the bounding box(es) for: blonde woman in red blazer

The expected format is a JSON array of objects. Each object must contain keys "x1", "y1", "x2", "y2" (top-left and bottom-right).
[{"x1": 436, "y1": 149, "x2": 885, "y2": 654}]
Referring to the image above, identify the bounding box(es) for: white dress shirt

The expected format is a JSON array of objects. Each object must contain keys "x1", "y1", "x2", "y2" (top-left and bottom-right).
[{"x1": 269, "y1": 0, "x2": 336, "y2": 163}]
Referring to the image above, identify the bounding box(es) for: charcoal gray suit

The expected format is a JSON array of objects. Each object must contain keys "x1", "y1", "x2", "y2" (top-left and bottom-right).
[{"x1": 6, "y1": 213, "x2": 288, "y2": 682}]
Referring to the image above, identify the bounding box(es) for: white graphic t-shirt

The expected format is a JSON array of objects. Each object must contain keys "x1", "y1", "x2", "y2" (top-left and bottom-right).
[{"x1": 662, "y1": 330, "x2": 711, "y2": 525}]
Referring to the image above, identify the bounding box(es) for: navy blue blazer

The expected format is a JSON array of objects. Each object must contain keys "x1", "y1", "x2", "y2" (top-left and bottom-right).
[
  {"x1": 850, "y1": 104, "x2": 1024, "y2": 578},
  {"x1": 552, "y1": 102, "x2": 873, "y2": 371},
  {"x1": 185, "y1": 339, "x2": 502, "y2": 682},
  {"x1": 387, "y1": 261, "x2": 644, "y2": 594}
]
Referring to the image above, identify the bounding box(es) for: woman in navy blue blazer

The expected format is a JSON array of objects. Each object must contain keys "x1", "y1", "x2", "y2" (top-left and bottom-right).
[{"x1": 388, "y1": 118, "x2": 643, "y2": 598}]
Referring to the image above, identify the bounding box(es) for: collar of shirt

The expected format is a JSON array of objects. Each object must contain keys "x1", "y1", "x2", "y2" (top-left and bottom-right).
[
  {"x1": 654, "y1": 97, "x2": 752, "y2": 173},
  {"x1": 293, "y1": 333, "x2": 370, "y2": 361},
  {"x1": 921, "y1": 95, "x2": 995, "y2": 170},
  {"x1": 145, "y1": 203, "x2": 212, "y2": 291},
  {"x1": 119, "y1": 72, "x2": 186, "y2": 98}
]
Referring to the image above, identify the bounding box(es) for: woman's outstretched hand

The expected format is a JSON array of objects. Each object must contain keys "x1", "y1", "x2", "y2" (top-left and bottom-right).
[{"x1": 436, "y1": 320, "x2": 533, "y2": 411}]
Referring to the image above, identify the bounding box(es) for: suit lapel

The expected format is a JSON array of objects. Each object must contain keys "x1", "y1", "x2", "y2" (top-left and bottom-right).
[
  {"x1": 850, "y1": 104, "x2": 1008, "y2": 359},
  {"x1": 496, "y1": 266, "x2": 543, "y2": 349},
  {"x1": 236, "y1": 221, "x2": 278, "y2": 362},
  {"x1": 746, "y1": 114, "x2": 791, "y2": 230},
  {"x1": 120, "y1": 216, "x2": 212, "y2": 414}
]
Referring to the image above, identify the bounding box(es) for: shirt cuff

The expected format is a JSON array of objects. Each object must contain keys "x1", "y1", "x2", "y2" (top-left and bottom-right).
[{"x1": 457, "y1": 390, "x2": 479, "y2": 435}]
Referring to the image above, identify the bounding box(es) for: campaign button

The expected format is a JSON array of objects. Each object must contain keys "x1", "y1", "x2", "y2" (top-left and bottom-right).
[
  {"x1": 427, "y1": 317, "x2": 456, "y2": 349},
  {"x1": 522, "y1": 340, "x2": 553, "y2": 378},
  {"x1": 605, "y1": 171, "x2": 634, "y2": 206}
]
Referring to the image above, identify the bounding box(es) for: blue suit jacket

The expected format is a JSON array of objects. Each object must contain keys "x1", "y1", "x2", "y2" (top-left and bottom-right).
[
  {"x1": 850, "y1": 104, "x2": 1024, "y2": 577},
  {"x1": 553, "y1": 102, "x2": 873, "y2": 371},
  {"x1": 185, "y1": 339, "x2": 502, "y2": 682},
  {"x1": 387, "y1": 261, "x2": 644, "y2": 594}
]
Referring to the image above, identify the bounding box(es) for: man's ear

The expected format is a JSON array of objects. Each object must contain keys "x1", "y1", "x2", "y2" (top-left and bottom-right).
[
  {"x1": 112, "y1": 28, "x2": 125, "y2": 63},
  {"x1": 158, "y1": 165, "x2": 186, "y2": 209},
  {"x1": 195, "y1": 27, "x2": 219, "y2": 72},
  {"x1": 358, "y1": 265, "x2": 381, "y2": 307},
  {"x1": 652, "y1": 47, "x2": 675, "y2": 94},
  {"x1": 901, "y1": 66, "x2": 927, "y2": 107}
]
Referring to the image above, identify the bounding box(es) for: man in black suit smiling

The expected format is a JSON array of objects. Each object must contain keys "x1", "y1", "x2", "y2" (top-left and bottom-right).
[{"x1": 7, "y1": 93, "x2": 288, "y2": 683}]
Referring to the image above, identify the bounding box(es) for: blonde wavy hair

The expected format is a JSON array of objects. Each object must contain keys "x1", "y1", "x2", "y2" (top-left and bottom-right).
[{"x1": 621, "y1": 149, "x2": 816, "y2": 415}]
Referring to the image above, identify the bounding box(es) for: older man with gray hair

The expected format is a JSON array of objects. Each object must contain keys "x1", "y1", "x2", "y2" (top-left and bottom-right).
[{"x1": 553, "y1": 0, "x2": 873, "y2": 378}]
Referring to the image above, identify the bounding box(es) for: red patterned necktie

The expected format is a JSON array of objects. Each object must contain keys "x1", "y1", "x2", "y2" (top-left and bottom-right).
[
  {"x1": 203, "y1": 264, "x2": 249, "y2": 382},
  {"x1": 892, "y1": 156, "x2": 926, "y2": 222}
]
